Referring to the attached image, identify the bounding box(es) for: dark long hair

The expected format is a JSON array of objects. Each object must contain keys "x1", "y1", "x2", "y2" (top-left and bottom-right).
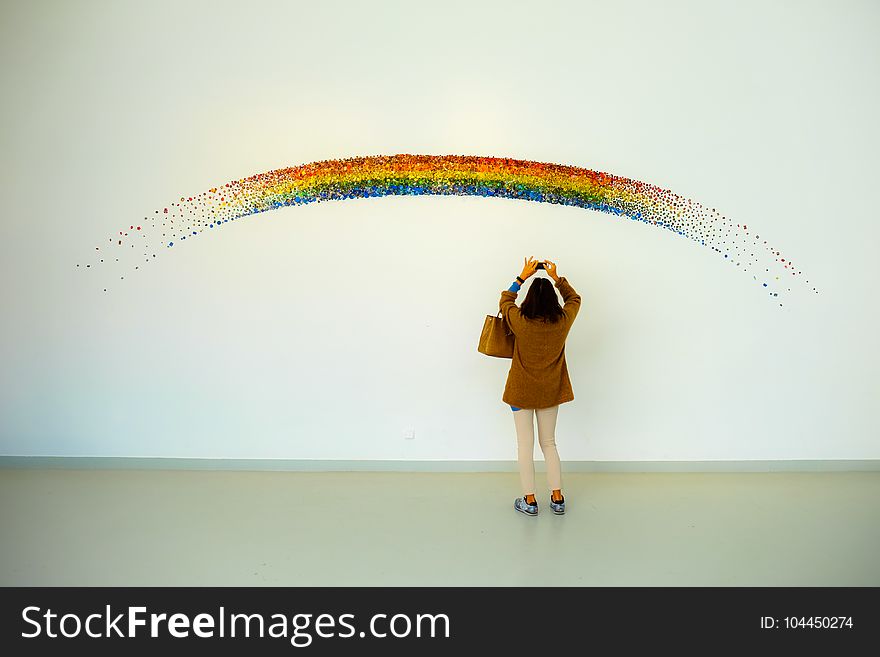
[{"x1": 520, "y1": 277, "x2": 565, "y2": 323}]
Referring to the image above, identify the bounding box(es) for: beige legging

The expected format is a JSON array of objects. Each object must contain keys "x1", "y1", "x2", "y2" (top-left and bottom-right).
[{"x1": 513, "y1": 405, "x2": 562, "y2": 495}]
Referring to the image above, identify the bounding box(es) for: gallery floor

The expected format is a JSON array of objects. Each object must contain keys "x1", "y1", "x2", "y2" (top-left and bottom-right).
[{"x1": 1, "y1": 469, "x2": 877, "y2": 586}]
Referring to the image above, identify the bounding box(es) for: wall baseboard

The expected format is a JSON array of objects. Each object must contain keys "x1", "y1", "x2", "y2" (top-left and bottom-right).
[{"x1": 1, "y1": 456, "x2": 878, "y2": 473}]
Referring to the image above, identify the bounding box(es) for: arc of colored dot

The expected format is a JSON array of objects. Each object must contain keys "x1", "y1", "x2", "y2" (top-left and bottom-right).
[{"x1": 79, "y1": 154, "x2": 817, "y2": 304}]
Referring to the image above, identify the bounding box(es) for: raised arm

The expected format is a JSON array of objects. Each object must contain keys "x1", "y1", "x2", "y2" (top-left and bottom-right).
[
  {"x1": 499, "y1": 275, "x2": 523, "y2": 331},
  {"x1": 554, "y1": 276, "x2": 581, "y2": 323},
  {"x1": 542, "y1": 259, "x2": 581, "y2": 323}
]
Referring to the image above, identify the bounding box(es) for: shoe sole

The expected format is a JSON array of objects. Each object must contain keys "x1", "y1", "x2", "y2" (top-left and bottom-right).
[{"x1": 514, "y1": 503, "x2": 538, "y2": 516}]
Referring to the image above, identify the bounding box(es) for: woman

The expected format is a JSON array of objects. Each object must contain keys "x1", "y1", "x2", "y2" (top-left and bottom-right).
[{"x1": 499, "y1": 256, "x2": 582, "y2": 517}]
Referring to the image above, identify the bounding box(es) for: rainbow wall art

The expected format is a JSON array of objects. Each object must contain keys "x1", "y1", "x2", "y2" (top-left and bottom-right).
[{"x1": 78, "y1": 154, "x2": 817, "y2": 305}]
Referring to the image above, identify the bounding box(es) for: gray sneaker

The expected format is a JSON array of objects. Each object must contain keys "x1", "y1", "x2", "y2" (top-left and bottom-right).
[
  {"x1": 549, "y1": 495, "x2": 565, "y2": 515},
  {"x1": 514, "y1": 497, "x2": 538, "y2": 516}
]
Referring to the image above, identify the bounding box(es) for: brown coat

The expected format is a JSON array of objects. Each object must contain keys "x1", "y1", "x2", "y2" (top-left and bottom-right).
[{"x1": 499, "y1": 276, "x2": 582, "y2": 409}]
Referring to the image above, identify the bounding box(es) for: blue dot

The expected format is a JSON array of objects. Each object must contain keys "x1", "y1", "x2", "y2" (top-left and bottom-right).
[
  {"x1": 762, "y1": 283, "x2": 768, "y2": 287},
  {"x1": 168, "y1": 241, "x2": 173, "y2": 247}
]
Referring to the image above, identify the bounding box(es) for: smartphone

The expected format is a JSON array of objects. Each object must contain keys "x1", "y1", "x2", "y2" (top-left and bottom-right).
[{"x1": 536, "y1": 262, "x2": 545, "y2": 269}]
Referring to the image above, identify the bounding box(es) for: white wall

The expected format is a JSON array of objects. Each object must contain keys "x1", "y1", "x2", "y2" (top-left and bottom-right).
[{"x1": 1, "y1": 0, "x2": 877, "y2": 461}]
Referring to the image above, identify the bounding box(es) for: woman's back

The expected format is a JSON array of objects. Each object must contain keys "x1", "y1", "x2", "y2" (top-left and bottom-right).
[{"x1": 499, "y1": 276, "x2": 581, "y2": 409}]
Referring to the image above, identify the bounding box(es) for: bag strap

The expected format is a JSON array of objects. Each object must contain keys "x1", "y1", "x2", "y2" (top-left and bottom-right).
[{"x1": 496, "y1": 310, "x2": 513, "y2": 336}]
